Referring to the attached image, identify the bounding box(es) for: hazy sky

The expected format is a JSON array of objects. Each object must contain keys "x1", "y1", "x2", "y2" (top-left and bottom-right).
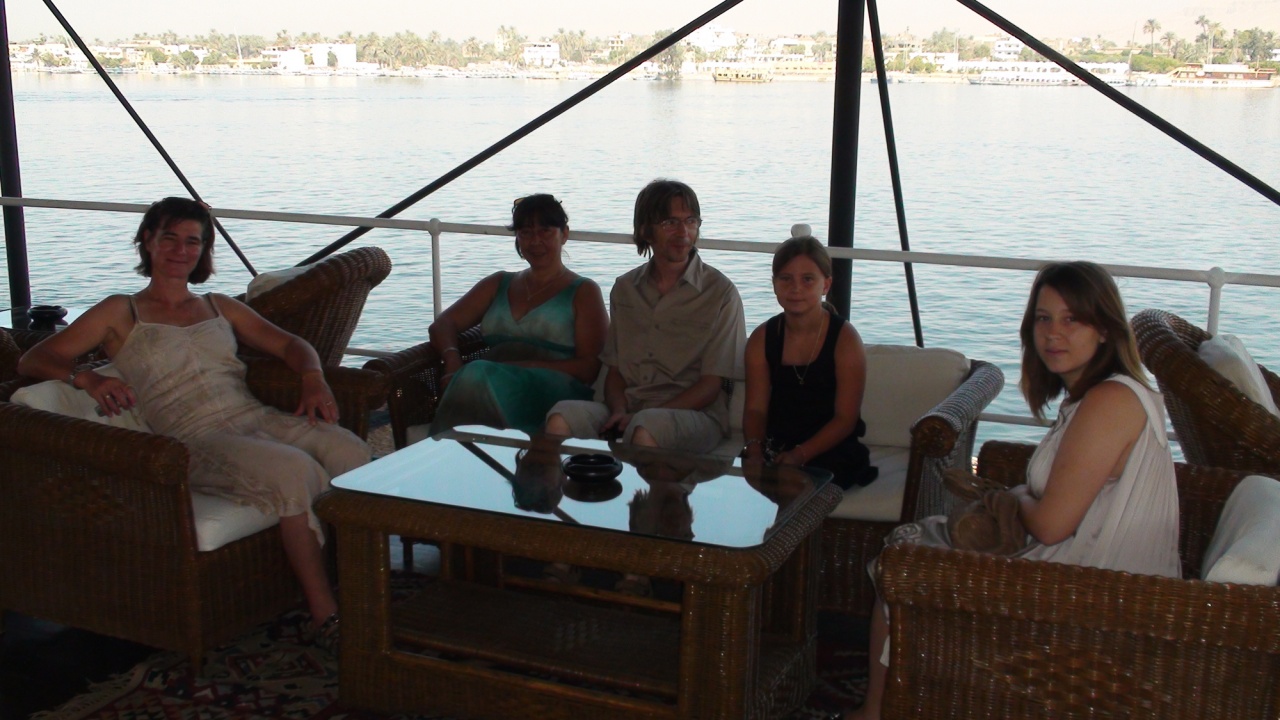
[{"x1": 7, "y1": 0, "x2": 1279, "y2": 46}]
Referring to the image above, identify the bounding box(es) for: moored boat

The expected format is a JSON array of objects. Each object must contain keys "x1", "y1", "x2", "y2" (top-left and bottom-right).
[
  {"x1": 712, "y1": 67, "x2": 773, "y2": 82},
  {"x1": 968, "y1": 61, "x2": 1129, "y2": 86},
  {"x1": 1167, "y1": 62, "x2": 1278, "y2": 88}
]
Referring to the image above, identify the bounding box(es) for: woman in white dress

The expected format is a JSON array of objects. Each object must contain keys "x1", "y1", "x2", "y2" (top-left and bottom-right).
[
  {"x1": 846, "y1": 261, "x2": 1179, "y2": 720},
  {"x1": 18, "y1": 197, "x2": 369, "y2": 650}
]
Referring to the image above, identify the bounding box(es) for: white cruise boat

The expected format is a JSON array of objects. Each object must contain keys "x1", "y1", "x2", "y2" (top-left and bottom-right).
[
  {"x1": 1167, "y1": 63, "x2": 1279, "y2": 88},
  {"x1": 968, "y1": 61, "x2": 1130, "y2": 86}
]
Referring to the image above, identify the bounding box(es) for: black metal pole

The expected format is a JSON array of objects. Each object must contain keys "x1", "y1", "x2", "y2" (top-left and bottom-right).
[
  {"x1": 957, "y1": 0, "x2": 1280, "y2": 207},
  {"x1": 826, "y1": 0, "x2": 865, "y2": 317},
  {"x1": 42, "y1": 0, "x2": 257, "y2": 275},
  {"x1": 866, "y1": 0, "x2": 924, "y2": 347},
  {"x1": 0, "y1": 0, "x2": 30, "y2": 328},
  {"x1": 300, "y1": 0, "x2": 747, "y2": 266}
]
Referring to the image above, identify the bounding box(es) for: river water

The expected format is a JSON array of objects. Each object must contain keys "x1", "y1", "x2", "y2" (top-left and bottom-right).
[{"x1": 6, "y1": 72, "x2": 1280, "y2": 444}]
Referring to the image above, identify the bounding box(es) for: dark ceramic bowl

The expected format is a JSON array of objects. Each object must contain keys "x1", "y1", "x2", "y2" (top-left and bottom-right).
[
  {"x1": 562, "y1": 453, "x2": 623, "y2": 483},
  {"x1": 563, "y1": 477, "x2": 623, "y2": 503}
]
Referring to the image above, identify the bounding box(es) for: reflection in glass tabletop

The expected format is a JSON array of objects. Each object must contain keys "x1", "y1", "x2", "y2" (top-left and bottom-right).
[{"x1": 332, "y1": 427, "x2": 833, "y2": 549}]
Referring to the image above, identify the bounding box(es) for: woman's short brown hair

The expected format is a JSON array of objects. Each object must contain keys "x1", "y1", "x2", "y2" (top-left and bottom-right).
[
  {"x1": 632, "y1": 179, "x2": 700, "y2": 257},
  {"x1": 1019, "y1": 261, "x2": 1148, "y2": 420},
  {"x1": 132, "y1": 197, "x2": 215, "y2": 284}
]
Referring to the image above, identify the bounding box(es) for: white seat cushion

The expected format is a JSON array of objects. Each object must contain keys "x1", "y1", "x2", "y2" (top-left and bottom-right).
[
  {"x1": 1198, "y1": 334, "x2": 1280, "y2": 417},
  {"x1": 191, "y1": 492, "x2": 278, "y2": 552},
  {"x1": 862, "y1": 345, "x2": 970, "y2": 448},
  {"x1": 11, "y1": 365, "x2": 151, "y2": 433},
  {"x1": 1201, "y1": 474, "x2": 1280, "y2": 585},
  {"x1": 829, "y1": 445, "x2": 911, "y2": 522}
]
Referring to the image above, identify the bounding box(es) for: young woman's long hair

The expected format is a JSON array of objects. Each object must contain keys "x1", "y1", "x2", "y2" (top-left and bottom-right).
[{"x1": 1019, "y1": 261, "x2": 1148, "y2": 420}]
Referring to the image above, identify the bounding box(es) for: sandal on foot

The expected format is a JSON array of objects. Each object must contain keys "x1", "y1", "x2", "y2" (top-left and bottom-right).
[{"x1": 313, "y1": 613, "x2": 340, "y2": 656}]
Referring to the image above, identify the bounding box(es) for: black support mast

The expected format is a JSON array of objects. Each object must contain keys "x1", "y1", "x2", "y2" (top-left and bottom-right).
[
  {"x1": 826, "y1": 0, "x2": 864, "y2": 320},
  {"x1": 0, "y1": 0, "x2": 30, "y2": 328}
]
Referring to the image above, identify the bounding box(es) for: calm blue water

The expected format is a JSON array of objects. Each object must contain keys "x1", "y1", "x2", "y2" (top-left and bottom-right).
[{"x1": 6, "y1": 73, "x2": 1280, "y2": 445}]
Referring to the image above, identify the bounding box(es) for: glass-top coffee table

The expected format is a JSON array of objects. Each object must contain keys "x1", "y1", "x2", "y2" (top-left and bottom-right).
[{"x1": 316, "y1": 429, "x2": 841, "y2": 720}]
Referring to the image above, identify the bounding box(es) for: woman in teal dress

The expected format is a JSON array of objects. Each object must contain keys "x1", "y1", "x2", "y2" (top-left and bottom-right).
[{"x1": 428, "y1": 194, "x2": 608, "y2": 435}]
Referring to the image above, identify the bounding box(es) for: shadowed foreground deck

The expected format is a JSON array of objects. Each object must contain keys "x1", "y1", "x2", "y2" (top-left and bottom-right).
[{"x1": 1, "y1": 535, "x2": 868, "y2": 719}]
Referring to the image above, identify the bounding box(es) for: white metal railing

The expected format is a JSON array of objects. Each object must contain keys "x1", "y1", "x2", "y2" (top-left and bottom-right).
[{"x1": 5, "y1": 196, "x2": 1278, "y2": 432}]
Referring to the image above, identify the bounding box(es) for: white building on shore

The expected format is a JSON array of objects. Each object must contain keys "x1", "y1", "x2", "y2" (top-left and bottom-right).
[
  {"x1": 522, "y1": 42, "x2": 560, "y2": 67},
  {"x1": 991, "y1": 36, "x2": 1026, "y2": 61}
]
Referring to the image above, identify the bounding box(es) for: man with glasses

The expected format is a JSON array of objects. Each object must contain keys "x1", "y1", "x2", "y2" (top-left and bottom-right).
[{"x1": 547, "y1": 179, "x2": 745, "y2": 454}]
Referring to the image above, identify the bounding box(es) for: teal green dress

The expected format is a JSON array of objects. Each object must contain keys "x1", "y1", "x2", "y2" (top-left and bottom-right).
[{"x1": 431, "y1": 273, "x2": 594, "y2": 435}]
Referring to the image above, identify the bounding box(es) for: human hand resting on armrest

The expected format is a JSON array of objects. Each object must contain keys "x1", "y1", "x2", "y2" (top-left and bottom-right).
[{"x1": 295, "y1": 369, "x2": 338, "y2": 425}]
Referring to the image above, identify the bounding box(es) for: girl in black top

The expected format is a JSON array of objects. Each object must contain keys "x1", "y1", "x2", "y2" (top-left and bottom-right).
[{"x1": 742, "y1": 236, "x2": 877, "y2": 489}]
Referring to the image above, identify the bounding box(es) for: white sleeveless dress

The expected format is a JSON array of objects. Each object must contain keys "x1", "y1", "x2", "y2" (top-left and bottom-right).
[{"x1": 112, "y1": 295, "x2": 370, "y2": 544}]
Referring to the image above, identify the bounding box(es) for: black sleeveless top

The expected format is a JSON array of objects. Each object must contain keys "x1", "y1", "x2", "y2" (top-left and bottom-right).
[{"x1": 764, "y1": 309, "x2": 877, "y2": 489}]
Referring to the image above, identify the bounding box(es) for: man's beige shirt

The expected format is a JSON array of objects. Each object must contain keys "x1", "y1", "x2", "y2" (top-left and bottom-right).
[{"x1": 601, "y1": 251, "x2": 746, "y2": 433}]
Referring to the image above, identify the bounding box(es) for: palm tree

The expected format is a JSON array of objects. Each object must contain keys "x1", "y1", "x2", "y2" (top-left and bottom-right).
[
  {"x1": 1195, "y1": 15, "x2": 1211, "y2": 61},
  {"x1": 1143, "y1": 19, "x2": 1160, "y2": 55},
  {"x1": 1161, "y1": 31, "x2": 1177, "y2": 57},
  {"x1": 1209, "y1": 22, "x2": 1224, "y2": 62}
]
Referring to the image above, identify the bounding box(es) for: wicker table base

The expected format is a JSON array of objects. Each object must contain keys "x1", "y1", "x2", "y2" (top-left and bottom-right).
[{"x1": 318, "y1": 480, "x2": 840, "y2": 720}]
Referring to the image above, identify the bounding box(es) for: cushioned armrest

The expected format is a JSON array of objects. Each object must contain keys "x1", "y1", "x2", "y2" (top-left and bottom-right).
[
  {"x1": 899, "y1": 360, "x2": 1006, "y2": 521},
  {"x1": 910, "y1": 359, "x2": 1006, "y2": 458}
]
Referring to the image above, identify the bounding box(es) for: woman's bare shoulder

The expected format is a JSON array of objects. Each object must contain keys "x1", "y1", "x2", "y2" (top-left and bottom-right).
[{"x1": 1075, "y1": 378, "x2": 1146, "y2": 429}]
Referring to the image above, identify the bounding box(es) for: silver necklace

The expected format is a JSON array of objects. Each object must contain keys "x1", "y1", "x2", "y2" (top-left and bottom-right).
[{"x1": 791, "y1": 312, "x2": 827, "y2": 386}]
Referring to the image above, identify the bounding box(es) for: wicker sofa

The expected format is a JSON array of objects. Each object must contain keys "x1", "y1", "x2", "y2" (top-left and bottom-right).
[
  {"x1": 877, "y1": 440, "x2": 1280, "y2": 719},
  {"x1": 365, "y1": 331, "x2": 1005, "y2": 616},
  {"x1": 1131, "y1": 308, "x2": 1280, "y2": 475},
  {"x1": 0, "y1": 353, "x2": 387, "y2": 669}
]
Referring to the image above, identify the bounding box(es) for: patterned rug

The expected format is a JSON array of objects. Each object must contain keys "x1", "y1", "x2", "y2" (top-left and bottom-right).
[{"x1": 34, "y1": 577, "x2": 867, "y2": 720}]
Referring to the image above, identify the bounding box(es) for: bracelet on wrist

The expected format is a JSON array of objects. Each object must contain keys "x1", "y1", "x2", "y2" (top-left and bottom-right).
[
  {"x1": 440, "y1": 346, "x2": 460, "y2": 356},
  {"x1": 67, "y1": 364, "x2": 92, "y2": 387}
]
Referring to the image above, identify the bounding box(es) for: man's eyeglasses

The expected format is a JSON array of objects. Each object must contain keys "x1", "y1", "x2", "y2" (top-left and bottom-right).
[{"x1": 656, "y1": 217, "x2": 702, "y2": 232}]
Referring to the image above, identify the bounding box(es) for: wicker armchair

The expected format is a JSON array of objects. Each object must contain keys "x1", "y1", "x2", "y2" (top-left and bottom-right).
[
  {"x1": 878, "y1": 440, "x2": 1279, "y2": 720},
  {"x1": 818, "y1": 359, "x2": 1005, "y2": 616},
  {"x1": 246, "y1": 246, "x2": 392, "y2": 367},
  {"x1": 0, "y1": 358, "x2": 388, "y2": 669},
  {"x1": 362, "y1": 324, "x2": 488, "y2": 449},
  {"x1": 1131, "y1": 308, "x2": 1280, "y2": 474}
]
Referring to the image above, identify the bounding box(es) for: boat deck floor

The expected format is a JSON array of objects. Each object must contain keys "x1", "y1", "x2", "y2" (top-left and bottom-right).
[{"x1": 1, "y1": 535, "x2": 867, "y2": 718}]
